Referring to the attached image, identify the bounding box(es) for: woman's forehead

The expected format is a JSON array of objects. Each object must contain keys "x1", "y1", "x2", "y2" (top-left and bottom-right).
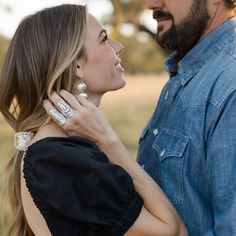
[
  {"x1": 87, "y1": 14, "x2": 104, "y2": 30},
  {"x1": 85, "y1": 14, "x2": 105, "y2": 41}
]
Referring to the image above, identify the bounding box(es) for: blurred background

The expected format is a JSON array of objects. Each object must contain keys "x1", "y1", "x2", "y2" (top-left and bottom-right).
[{"x1": 0, "y1": 0, "x2": 168, "y2": 234}]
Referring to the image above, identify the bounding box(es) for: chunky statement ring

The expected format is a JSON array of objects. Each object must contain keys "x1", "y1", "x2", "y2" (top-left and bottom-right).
[
  {"x1": 49, "y1": 109, "x2": 66, "y2": 125},
  {"x1": 57, "y1": 100, "x2": 75, "y2": 118}
]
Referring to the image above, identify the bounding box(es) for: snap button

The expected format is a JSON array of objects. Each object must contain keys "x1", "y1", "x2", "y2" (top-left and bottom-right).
[
  {"x1": 165, "y1": 91, "x2": 169, "y2": 100},
  {"x1": 160, "y1": 149, "x2": 166, "y2": 157},
  {"x1": 153, "y1": 128, "x2": 158, "y2": 136}
]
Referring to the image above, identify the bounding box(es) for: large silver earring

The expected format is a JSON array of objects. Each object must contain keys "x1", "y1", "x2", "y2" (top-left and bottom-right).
[{"x1": 77, "y1": 82, "x2": 88, "y2": 99}]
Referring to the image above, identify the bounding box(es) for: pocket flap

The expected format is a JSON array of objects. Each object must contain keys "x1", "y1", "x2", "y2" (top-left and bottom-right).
[{"x1": 153, "y1": 129, "x2": 188, "y2": 161}]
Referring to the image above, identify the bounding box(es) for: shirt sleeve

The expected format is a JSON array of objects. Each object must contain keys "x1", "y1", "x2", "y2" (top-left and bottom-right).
[
  {"x1": 206, "y1": 91, "x2": 236, "y2": 235},
  {"x1": 23, "y1": 137, "x2": 143, "y2": 236}
]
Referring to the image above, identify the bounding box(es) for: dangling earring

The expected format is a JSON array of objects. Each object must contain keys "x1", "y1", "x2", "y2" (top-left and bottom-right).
[{"x1": 77, "y1": 82, "x2": 88, "y2": 99}]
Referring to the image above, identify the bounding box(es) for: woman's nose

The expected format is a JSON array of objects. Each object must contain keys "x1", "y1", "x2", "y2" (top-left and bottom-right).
[
  {"x1": 110, "y1": 39, "x2": 124, "y2": 56},
  {"x1": 116, "y1": 42, "x2": 124, "y2": 56}
]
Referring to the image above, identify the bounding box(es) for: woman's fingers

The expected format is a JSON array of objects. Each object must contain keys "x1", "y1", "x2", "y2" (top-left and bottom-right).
[
  {"x1": 49, "y1": 91, "x2": 75, "y2": 118},
  {"x1": 43, "y1": 90, "x2": 115, "y2": 143},
  {"x1": 59, "y1": 90, "x2": 83, "y2": 109},
  {"x1": 75, "y1": 95, "x2": 93, "y2": 108},
  {"x1": 43, "y1": 100, "x2": 66, "y2": 126},
  {"x1": 43, "y1": 91, "x2": 89, "y2": 136}
]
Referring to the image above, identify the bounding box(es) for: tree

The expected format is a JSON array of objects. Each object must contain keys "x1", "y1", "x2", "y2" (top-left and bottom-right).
[
  {"x1": 110, "y1": 0, "x2": 156, "y2": 39},
  {"x1": 100, "y1": 0, "x2": 166, "y2": 74}
]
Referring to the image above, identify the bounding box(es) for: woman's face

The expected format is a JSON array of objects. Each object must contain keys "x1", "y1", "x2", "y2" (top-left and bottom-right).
[{"x1": 76, "y1": 14, "x2": 126, "y2": 97}]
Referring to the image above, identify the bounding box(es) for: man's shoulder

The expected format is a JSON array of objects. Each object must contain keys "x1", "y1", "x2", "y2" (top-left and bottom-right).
[
  {"x1": 223, "y1": 34, "x2": 236, "y2": 60},
  {"x1": 182, "y1": 46, "x2": 236, "y2": 109},
  {"x1": 209, "y1": 43, "x2": 236, "y2": 108}
]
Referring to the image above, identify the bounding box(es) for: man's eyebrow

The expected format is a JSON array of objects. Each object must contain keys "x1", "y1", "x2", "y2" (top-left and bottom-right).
[{"x1": 98, "y1": 29, "x2": 107, "y2": 39}]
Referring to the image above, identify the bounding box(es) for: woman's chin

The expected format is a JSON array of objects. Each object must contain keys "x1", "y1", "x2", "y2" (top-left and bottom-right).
[{"x1": 115, "y1": 78, "x2": 126, "y2": 90}]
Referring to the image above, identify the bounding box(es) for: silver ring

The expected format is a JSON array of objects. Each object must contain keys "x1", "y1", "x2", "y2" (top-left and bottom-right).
[
  {"x1": 48, "y1": 109, "x2": 66, "y2": 126},
  {"x1": 57, "y1": 100, "x2": 75, "y2": 118}
]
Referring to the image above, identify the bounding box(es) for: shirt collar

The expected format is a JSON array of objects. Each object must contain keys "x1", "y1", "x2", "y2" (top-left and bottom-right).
[{"x1": 165, "y1": 16, "x2": 236, "y2": 86}]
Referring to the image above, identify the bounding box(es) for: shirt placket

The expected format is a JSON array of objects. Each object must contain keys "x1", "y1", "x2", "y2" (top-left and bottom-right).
[{"x1": 151, "y1": 75, "x2": 182, "y2": 130}]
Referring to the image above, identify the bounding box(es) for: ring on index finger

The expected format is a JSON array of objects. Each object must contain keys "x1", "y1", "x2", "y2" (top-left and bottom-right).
[
  {"x1": 48, "y1": 109, "x2": 66, "y2": 126},
  {"x1": 57, "y1": 100, "x2": 75, "y2": 118}
]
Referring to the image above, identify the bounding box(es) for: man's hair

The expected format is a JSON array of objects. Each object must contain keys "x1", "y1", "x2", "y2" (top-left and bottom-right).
[{"x1": 225, "y1": 0, "x2": 236, "y2": 8}]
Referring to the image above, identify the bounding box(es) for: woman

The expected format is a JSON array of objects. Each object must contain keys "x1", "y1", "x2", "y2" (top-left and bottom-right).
[{"x1": 0, "y1": 4, "x2": 188, "y2": 236}]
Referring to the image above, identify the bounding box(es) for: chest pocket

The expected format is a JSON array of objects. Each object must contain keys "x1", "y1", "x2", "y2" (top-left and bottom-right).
[{"x1": 152, "y1": 129, "x2": 188, "y2": 204}]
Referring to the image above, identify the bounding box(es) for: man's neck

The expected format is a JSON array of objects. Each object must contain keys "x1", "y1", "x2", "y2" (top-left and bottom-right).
[{"x1": 200, "y1": 6, "x2": 235, "y2": 41}]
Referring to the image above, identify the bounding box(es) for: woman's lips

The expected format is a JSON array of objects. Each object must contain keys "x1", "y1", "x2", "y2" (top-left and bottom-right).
[{"x1": 115, "y1": 62, "x2": 124, "y2": 72}]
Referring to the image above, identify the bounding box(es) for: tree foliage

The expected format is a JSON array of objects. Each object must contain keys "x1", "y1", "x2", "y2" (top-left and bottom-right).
[
  {"x1": 0, "y1": 1, "x2": 167, "y2": 74},
  {"x1": 102, "y1": 0, "x2": 166, "y2": 74}
]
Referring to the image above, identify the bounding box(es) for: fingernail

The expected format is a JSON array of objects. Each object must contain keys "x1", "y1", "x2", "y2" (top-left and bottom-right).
[{"x1": 43, "y1": 99, "x2": 48, "y2": 104}]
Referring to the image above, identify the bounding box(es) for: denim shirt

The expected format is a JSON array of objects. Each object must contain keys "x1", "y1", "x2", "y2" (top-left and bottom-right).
[{"x1": 137, "y1": 17, "x2": 236, "y2": 235}]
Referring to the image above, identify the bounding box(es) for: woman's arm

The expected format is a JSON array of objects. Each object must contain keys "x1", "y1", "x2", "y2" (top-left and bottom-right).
[
  {"x1": 99, "y1": 133, "x2": 187, "y2": 236},
  {"x1": 43, "y1": 91, "x2": 188, "y2": 236}
]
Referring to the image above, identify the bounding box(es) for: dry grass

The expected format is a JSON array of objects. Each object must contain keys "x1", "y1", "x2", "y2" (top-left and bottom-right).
[
  {"x1": 101, "y1": 73, "x2": 168, "y2": 157},
  {"x1": 0, "y1": 73, "x2": 168, "y2": 234}
]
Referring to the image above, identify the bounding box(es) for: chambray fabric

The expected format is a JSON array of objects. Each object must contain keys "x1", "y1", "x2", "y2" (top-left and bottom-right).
[{"x1": 137, "y1": 17, "x2": 236, "y2": 235}]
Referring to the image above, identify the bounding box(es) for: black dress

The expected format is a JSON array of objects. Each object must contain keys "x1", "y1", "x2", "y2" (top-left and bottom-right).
[{"x1": 23, "y1": 136, "x2": 143, "y2": 236}]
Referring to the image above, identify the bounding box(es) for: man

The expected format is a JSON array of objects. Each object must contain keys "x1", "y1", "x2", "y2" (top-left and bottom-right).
[{"x1": 137, "y1": 0, "x2": 236, "y2": 235}]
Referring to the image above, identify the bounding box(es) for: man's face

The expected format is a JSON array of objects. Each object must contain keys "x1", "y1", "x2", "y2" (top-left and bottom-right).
[{"x1": 147, "y1": 0, "x2": 210, "y2": 54}]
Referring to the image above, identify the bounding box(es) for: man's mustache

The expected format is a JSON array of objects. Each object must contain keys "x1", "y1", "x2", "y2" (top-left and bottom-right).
[{"x1": 153, "y1": 10, "x2": 173, "y2": 21}]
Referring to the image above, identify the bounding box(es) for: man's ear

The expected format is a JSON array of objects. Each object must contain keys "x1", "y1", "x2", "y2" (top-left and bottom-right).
[
  {"x1": 208, "y1": 0, "x2": 224, "y2": 16},
  {"x1": 207, "y1": 0, "x2": 221, "y2": 7}
]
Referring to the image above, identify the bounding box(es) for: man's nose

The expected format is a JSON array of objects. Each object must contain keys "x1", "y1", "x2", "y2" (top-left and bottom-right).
[{"x1": 146, "y1": 0, "x2": 163, "y2": 10}]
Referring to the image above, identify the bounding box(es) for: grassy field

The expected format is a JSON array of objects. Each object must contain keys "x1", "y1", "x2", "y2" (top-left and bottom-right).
[{"x1": 0, "y1": 74, "x2": 168, "y2": 234}]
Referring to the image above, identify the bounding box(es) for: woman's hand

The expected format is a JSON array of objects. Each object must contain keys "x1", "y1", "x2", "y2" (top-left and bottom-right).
[{"x1": 43, "y1": 90, "x2": 118, "y2": 146}]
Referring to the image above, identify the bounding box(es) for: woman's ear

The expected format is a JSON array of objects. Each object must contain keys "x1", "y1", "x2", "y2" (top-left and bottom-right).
[{"x1": 76, "y1": 59, "x2": 84, "y2": 78}]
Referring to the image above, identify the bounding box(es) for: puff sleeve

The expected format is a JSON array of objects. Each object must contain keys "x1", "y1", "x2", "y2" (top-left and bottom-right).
[{"x1": 23, "y1": 136, "x2": 143, "y2": 236}]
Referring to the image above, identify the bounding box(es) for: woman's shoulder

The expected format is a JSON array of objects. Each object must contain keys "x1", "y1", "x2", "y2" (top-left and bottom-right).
[
  {"x1": 28, "y1": 135, "x2": 100, "y2": 155},
  {"x1": 29, "y1": 135, "x2": 98, "y2": 150},
  {"x1": 23, "y1": 135, "x2": 110, "y2": 197},
  {"x1": 25, "y1": 135, "x2": 107, "y2": 167}
]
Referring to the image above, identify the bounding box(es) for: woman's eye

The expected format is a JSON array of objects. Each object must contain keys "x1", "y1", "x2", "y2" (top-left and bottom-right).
[{"x1": 102, "y1": 35, "x2": 108, "y2": 43}]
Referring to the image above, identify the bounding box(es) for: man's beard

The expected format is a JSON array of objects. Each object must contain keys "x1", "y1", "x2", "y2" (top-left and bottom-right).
[{"x1": 154, "y1": 0, "x2": 210, "y2": 55}]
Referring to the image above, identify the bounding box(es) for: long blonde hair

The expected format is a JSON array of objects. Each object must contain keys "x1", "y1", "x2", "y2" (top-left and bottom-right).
[{"x1": 0, "y1": 4, "x2": 87, "y2": 236}]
